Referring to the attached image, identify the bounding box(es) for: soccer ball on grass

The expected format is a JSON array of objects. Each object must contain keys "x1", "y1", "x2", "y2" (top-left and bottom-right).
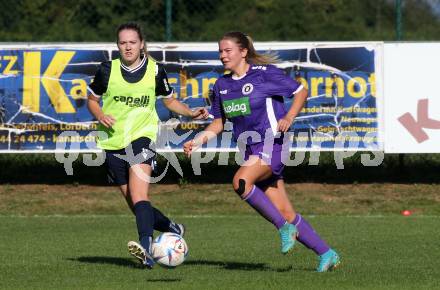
[{"x1": 151, "y1": 232, "x2": 188, "y2": 267}]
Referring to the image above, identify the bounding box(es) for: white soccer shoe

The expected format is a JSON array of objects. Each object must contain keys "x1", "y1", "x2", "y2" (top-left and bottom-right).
[{"x1": 127, "y1": 241, "x2": 154, "y2": 269}]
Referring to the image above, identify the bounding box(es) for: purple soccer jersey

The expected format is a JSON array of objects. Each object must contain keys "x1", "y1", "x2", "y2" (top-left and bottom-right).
[{"x1": 211, "y1": 64, "x2": 303, "y2": 144}]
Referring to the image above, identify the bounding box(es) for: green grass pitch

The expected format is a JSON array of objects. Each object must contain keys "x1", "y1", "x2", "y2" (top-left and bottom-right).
[{"x1": 0, "y1": 215, "x2": 439, "y2": 290}]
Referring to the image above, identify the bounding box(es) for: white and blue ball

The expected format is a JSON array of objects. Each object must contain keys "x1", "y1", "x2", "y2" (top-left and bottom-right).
[{"x1": 151, "y1": 232, "x2": 188, "y2": 267}]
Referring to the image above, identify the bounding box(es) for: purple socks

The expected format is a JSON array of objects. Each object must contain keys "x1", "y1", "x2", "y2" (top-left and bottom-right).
[
  {"x1": 292, "y1": 214, "x2": 330, "y2": 255},
  {"x1": 242, "y1": 184, "x2": 330, "y2": 256},
  {"x1": 243, "y1": 185, "x2": 286, "y2": 229}
]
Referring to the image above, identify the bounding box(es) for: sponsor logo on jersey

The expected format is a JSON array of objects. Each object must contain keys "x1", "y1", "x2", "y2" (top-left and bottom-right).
[
  {"x1": 113, "y1": 95, "x2": 150, "y2": 108},
  {"x1": 252, "y1": 65, "x2": 267, "y2": 71},
  {"x1": 242, "y1": 83, "x2": 254, "y2": 95},
  {"x1": 222, "y1": 97, "x2": 251, "y2": 118},
  {"x1": 220, "y1": 89, "x2": 228, "y2": 94}
]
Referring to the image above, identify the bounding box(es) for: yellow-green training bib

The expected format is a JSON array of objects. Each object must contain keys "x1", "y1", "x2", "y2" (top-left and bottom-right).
[{"x1": 97, "y1": 58, "x2": 158, "y2": 150}]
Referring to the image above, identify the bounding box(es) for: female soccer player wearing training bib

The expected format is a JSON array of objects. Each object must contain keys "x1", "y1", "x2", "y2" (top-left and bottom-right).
[
  {"x1": 184, "y1": 31, "x2": 340, "y2": 272},
  {"x1": 87, "y1": 22, "x2": 208, "y2": 269}
]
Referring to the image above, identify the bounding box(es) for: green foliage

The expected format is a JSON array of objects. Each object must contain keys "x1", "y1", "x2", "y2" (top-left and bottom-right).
[
  {"x1": 0, "y1": 0, "x2": 439, "y2": 42},
  {"x1": 0, "y1": 0, "x2": 167, "y2": 42}
]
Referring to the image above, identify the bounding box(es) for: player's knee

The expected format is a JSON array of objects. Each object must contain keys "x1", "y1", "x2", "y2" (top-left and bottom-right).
[
  {"x1": 280, "y1": 208, "x2": 295, "y2": 223},
  {"x1": 233, "y1": 178, "x2": 247, "y2": 196}
]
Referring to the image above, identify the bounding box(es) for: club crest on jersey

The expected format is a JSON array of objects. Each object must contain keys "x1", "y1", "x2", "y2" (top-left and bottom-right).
[
  {"x1": 242, "y1": 83, "x2": 253, "y2": 95},
  {"x1": 222, "y1": 97, "x2": 251, "y2": 118}
]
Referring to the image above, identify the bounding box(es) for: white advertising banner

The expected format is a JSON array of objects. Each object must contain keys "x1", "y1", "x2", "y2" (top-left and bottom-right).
[{"x1": 384, "y1": 43, "x2": 440, "y2": 153}]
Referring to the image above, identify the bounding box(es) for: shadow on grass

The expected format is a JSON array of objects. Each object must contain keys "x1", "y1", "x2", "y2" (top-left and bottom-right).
[
  {"x1": 185, "y1": 259, "x2": 294, "y2": 272},
  {"x1": 68, "y1": 256, "x2": 141, "y2": 268},
  {"x1": 69, "y1": 256, "x2": 183, "y2": 282},
  {"x1": 69, "y1": 257, "x2": 298, "y2": 273}
]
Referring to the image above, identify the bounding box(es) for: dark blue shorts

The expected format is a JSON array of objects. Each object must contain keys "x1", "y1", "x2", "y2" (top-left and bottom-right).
[{"x1": 104, "y1": 137, "x2": 156, "y2": 186}]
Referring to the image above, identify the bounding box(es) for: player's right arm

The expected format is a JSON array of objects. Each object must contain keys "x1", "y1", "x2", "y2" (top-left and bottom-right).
[
  {"x1": 183, "y1": 118, "x2": 224, "y2": 157},
  {"x1": 87, "y1": 95, "x2": 115, "y2": 128},
  {"x1": 87, "y1": 62, "x2": 115, "y2": 128}
]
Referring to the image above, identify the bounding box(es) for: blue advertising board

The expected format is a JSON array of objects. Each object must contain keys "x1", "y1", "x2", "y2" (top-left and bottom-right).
[{"x1": 0, "y1": 43, "x2": 381, "y2": 152}]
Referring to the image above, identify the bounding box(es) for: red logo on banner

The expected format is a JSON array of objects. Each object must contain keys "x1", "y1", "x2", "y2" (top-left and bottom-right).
[{"x1": 398, "y1": 99, "x2": 440, "y2": 143}]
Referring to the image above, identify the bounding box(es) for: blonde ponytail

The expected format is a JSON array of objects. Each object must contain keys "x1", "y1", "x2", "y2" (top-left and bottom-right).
[{"x1": 221, "y1": 31, "x2": 279, "y2": 65}]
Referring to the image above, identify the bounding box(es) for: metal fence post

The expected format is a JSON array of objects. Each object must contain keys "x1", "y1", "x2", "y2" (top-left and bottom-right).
[
  {"x1": 166, "y1": 0, "x2": 172, "y2": 41},
  {"x1": 395, "y1": 0, "x2": 402, "y2": 40}
]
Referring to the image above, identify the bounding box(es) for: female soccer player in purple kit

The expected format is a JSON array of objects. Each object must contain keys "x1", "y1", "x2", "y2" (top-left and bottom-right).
[{"x1": 183, "y1": 31, "x2": 340, "y2": 272}]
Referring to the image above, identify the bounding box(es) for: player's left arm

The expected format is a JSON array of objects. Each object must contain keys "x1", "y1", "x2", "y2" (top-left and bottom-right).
[
  {"x1": 156, "y1": 64, "x2": 209, "y2": 120},
  {"x1": 162, "y1": 98, "x2": 209, "y2": 120},
  {"x1": 277, "y1": 87, "x2": 308, "y2": 132}
]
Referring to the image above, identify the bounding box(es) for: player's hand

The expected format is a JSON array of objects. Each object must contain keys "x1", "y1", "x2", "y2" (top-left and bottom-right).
[
  {"x1": 277, "y1": 115, "x2": 294, "y2": 132},
  {"x1": 190, "y1": 107, "x2": 209, "y2": 120},
  {"x1": 98, "y1": 114, "x2": 116, "y2": 128},
  {"x1": 183, "y1": 140, "x2": 199, "y2": 157}
]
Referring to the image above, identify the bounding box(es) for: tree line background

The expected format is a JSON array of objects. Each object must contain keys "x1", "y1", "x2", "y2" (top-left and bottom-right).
[{"x1": 1, "y1": 0, "x2": 439, "y2": 42}]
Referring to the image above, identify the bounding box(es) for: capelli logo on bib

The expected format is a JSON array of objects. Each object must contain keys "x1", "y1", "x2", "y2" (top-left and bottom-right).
[
  {"x1": 222, "y1": 97, "x2": 251, "y2": 118},
  {"x1": 113, "y1": 95, "x2": 150, "y2": 108}
]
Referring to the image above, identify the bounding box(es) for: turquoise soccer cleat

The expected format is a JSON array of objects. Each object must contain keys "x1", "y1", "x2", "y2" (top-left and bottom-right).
[
  {"x1": 278, "y1": 223, "x2": 298, "y2": 254},
  {"x1": 127, "y1": 241, "x2": 154, "y2": 269},
  {"x1": 317, "y1": 249, "x2": 340, "y2": 272}
]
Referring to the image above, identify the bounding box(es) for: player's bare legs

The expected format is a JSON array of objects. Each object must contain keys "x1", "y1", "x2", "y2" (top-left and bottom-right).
[
  {"x1": 233, "y1": 156, "x2": 297, "y2": 254},
  {"x1": 264, "y1": 179, "x2": 296, "y2": 223}
]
